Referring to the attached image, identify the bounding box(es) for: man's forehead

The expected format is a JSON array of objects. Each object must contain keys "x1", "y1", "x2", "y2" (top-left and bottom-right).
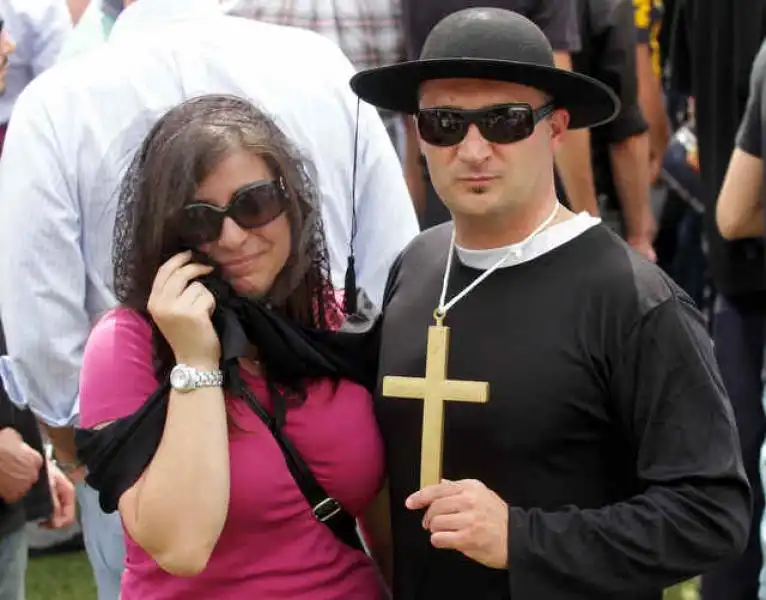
[{"x1": 418, "y1": 78, "x2": 546, "y2": 108}]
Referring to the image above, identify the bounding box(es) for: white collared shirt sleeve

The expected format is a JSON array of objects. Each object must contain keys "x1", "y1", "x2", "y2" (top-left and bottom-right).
[
  {"x1": 353, "y1": 98, "x2": 420, "y2": 306},
  {"x1": 0, "y1": 81, "x2": 87, "y2": 427},
  {"x1": 28, "y1": 0, "x2": 72, "y2": 76}
]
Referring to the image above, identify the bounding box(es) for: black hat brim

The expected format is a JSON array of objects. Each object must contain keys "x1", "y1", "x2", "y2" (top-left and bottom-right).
[{"x1": 350, "y1": 58, "x2": 620, "y2": 130}]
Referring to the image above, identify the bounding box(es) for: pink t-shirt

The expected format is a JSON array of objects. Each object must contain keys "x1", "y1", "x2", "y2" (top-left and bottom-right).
[{"x1": 79, "y1": 307, "x2": 386, "y2": 600}]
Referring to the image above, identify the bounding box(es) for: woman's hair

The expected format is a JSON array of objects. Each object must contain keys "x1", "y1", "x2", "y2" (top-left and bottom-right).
[{"x1": 113, "y1": 94, "x2": 337, "y2": 376}]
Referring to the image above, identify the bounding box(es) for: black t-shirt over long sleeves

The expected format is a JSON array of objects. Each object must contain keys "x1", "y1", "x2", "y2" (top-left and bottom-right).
[{"x1": 375, "y1": 223, "x2": 750, "y2": 599}]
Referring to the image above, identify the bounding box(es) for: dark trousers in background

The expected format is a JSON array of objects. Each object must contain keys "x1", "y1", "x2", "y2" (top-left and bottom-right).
[{"x1": 701, "y1": 293, "x2": 766, "y2": 600}]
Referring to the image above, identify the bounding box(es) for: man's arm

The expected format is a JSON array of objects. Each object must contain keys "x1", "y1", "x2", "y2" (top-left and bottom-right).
[
  {"x1": 505, "y1": 296, "x2": 749, "y2": 595},
  {"x1": 598, "y1": 0, "x2": 655, "y2": 257},
  {"x1": 530, "y1": 0, "x2": 598, "y2": 215},
  {"x1": 633, "y1": 0, "x2": 671, "y2": 183},
  {"x1": 610, "y1": 134, "x2": 656, "y2": 258},
  {"x1": 553, "y1": 51, "x2": 599, "y2": 215},
  {"x1": 0, "y1": 81, "x2": 89, "y2": 470},
  {"x1": 715, "y1": 41, "x2": 766, "y2": 240},
  {"x1": 716, "y1": 150, "x2": 764, "y2": 239}
]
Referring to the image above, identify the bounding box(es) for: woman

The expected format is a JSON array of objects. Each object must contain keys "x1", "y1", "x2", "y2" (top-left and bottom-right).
[{"x1": 77, "y1": 95, "x2": 390, "y2": 598}]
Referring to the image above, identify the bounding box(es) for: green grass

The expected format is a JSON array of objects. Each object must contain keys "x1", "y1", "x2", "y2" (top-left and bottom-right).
[
  {"x1": 665, "y1": 580, "x2": 700, "y2": 600},
  {"x1": 25, "y1": 549, "x2": 699, "y2": 600},
  {"x1": 26, "y1": 551, "x2": 97, "y2": 600}
]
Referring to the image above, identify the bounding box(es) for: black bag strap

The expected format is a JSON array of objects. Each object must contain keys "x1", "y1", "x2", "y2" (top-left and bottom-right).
[{"x1": 228, "y1": 368, "x2": 364, "y2": 552}]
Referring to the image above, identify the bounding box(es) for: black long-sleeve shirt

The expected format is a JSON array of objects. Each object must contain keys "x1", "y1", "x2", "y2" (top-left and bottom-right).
[{"x1": 376, "y1": 223, "x2": 750, "y2": 599}]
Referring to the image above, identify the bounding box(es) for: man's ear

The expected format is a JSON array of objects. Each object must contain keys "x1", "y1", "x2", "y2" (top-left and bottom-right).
[{"x1": 548, "y1": 108, "x2": 571, "y2": 146}]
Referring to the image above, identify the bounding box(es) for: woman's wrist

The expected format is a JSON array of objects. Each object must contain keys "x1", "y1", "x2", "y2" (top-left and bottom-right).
[{"x1": 172, "y1": 356, "x2": 221, "y2": 372}]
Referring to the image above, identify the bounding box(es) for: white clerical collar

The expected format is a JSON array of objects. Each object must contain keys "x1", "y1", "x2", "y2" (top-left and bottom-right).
[
  {"x1": 455, "y1": 212, "x2": 601, "y2": 270},
  {"x1": 109, "y1": 0, "x2": 223, "y2": 44}
]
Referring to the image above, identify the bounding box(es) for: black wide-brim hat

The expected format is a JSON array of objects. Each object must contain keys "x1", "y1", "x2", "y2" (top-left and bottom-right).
[{"x1": 350, "y1": 8, "x2": 619, "y2": 130}]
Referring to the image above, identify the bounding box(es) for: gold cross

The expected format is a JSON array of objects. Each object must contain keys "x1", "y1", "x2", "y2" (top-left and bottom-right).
[{"x1": 382, "y1": 316, "x2": 489, "y2": 488}]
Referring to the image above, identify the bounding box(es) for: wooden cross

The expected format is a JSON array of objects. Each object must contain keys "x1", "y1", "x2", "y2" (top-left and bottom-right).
[{"x1": 382, "y1": 321, "x2": 489, "y2": 489}]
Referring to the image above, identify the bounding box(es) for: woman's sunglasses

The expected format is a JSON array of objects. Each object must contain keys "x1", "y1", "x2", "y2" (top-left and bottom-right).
[
  {"x1": 417, "y1": 102, "x2": 556, "y2": 147},
  {"x1": 180, "y1": 178, "x2": 288, "y2": 246}
]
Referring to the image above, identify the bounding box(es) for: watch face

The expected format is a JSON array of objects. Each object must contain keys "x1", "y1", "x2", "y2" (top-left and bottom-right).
[{"x1": 170, "y1": 367, "x2": 191, "y2": 390}]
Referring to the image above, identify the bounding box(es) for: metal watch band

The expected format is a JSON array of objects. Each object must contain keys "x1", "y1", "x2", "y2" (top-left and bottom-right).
[
  {"x1": 170, "y1": 364, "x2": 224, "y2": 392},
  {"x1": 190, "y1": 369, "x2": 224, "y2": 388}
]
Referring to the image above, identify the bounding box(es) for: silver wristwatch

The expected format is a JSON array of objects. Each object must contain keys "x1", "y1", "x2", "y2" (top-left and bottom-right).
[{"x1": 169, "y1": 363, "x2": 224, "y2": 393}]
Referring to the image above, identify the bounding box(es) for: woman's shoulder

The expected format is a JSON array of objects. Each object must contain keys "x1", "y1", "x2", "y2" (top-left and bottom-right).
[
  {"x1": 84, "y1": 306, "x2": 155, "y2": 372},
  {"x1": 91, "y1": 306, "x2": 153, "y2": 344},
  {"x1": 80, "y1": 307, "x2": 159, "y2": 428}
]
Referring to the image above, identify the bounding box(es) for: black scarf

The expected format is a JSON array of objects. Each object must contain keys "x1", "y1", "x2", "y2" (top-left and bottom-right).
[{"x1": 74, "y1": 278, "x2": 381, "y2": 515}]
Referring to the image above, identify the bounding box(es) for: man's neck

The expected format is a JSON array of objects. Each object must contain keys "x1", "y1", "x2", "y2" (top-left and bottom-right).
[{"x1": 454, "y1": 193, "x2": 571, "y2": 251}]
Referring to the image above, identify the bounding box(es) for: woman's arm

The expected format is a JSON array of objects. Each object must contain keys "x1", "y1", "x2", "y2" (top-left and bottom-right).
[
  {"x1": 82, "y1": 254, "x2": 231, "y2": 577},
  {"x1": 117, "y1": 381, "x2": 230, "y2": 577}
]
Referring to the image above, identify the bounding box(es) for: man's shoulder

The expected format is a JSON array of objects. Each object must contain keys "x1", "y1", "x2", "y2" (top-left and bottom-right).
[
  {"x1": 583, "y1": 227, "x2": 687, "y2": 318},
  {"x1": 751, "y1": 39, "x2": 766, "y2": 86},
  {"x1": 218, "y1": 14, "x2": 350, "y2": 57},
  {"x1": 398, "y1": 223, "x2": 451, "y2": 262}
]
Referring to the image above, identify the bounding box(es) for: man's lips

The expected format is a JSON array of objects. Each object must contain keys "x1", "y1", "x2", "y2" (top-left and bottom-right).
[{"x1": 457, "y1": 175, "x2": 499, "y2": 183}]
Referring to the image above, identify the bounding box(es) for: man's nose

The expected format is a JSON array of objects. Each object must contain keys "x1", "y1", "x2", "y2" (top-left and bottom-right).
[{"x1": 455, "y1": 124, "x2": 492, "y2": 163}]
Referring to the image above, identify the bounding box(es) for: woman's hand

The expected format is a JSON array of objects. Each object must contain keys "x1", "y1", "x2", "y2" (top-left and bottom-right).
[{"x1": 147, "y1": 251, "x2": 220, "y2": 368}]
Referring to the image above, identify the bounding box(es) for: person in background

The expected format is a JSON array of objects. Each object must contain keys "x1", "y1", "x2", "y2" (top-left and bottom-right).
[
  {"x1": 222, "y1": 0, "x2": 407, "y2": 156},
  {"x1": 683, "y1": 0, "x2": 766, "y2": 598},
  {"x1": 0, "y1": 422, "x2": 77, "y2": 600},
  {"x1": 402, "y1": 0, "x2": 599, "y2": 230},
  {"x1": 0, "y1": 1, "x2": 418, "y2": 598},
  {"x1": 572, "y1": 0, "x2": 657, "y2": 261},
  {"x1": 0, "y1": 14, "x2": 75, "y2": 599},
  {"x1": 0, "y1": 0, "x2": 70, "y2": 154},
  {"x1": 715, "y1": 36, "x2": 766, "y2": 600}
]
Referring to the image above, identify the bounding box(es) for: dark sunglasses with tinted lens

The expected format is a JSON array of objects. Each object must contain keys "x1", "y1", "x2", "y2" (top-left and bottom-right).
[
  {"x1": 180, "y1": 179, "x2": 287, "y2": 246},
  {"x1": 417, "y1": 102, "x2": 555, "y2": 147}
]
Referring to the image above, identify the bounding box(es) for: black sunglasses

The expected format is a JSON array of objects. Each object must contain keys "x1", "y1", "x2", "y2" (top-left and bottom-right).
[
  {"x1": 417, "y1": 102, "x2": 556, "y2": 147},
  {"x1": 180, "y1": 178, "x2": 288, "y2": 246}
]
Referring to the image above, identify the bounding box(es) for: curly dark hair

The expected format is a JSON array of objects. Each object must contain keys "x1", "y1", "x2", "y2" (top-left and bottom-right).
[{"x1": 112, "y1": 94, "x2": 338, "y2": 378}]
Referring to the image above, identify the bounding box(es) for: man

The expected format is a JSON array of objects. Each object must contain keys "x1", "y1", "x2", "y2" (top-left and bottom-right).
[
  {"x1": 402, "y1": 0, "x2": 599, "y2": 231},
  {"x1": 0, "y1": 1, "x2": 419, "y2": 598},
  {"x1": 0, "y1": 0, "x2": 71, "y2": 153},
  {"x1": 222, "y1": 0, "x2": 407, "y2": 155},
  {"x1": 683, "y1": 1, "x2": 766, "y2": 598},
  {"x1": 572, "y1": 0, "x2": 656, "y2": 261},
  {"x1": 715, "y1": 38, "x2": 766, "y2": 600},
  {"x1": 0, "y1": 405, "x2": 76, "y2": 600},
  {"x1": 0, "y1": 16, "x2": 74, "y2": 599},
  {"x1": 351, "y1": 8, "x2": 750, "y2": 598}
]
